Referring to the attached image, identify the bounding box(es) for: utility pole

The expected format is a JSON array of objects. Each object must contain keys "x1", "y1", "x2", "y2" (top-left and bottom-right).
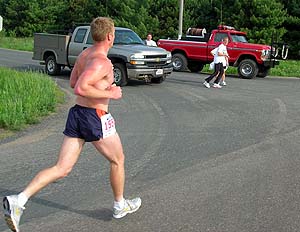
[
  {"x1": 0, "y1": 16, "x2": 3, "y2": 32},
  {"x1": 178, "y1": 0, "x2": 184, "y2": 39}
]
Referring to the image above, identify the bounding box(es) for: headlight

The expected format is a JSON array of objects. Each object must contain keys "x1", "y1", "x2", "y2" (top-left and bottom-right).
[
  {"x1": 166, "y1": 52, "x2": 172, "y2": 63},
  {"x1": 130, "y1": 53, "x2": 145, "y2": 65},
  {"x1": 131, "y1": 53, "x2": 144, "y2": 59},
  {"x1": 261, "y1": 49, "x2": 270, "y2": 61}
]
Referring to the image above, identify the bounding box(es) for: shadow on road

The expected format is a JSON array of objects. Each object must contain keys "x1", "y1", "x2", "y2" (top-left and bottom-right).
[{"x1": 0, "y1": 187, "x2": 112, "y2": 222}]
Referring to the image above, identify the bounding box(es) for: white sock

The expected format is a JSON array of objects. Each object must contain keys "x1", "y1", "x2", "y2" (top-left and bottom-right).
[
  {"x1": 17, "y1": 192, "x2": 29, "y2": 207},
  {"x1": 113, "y1": 197, "x2": 125, "y2": 210}
]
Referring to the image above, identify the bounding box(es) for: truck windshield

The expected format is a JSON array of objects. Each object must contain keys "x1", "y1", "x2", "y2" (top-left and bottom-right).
[
  {"x1": 114, "y1": 29, "x2": 144, "y2": 45},
  {"x1": 231, "y1": 34, "x2": 248, "y2": 43}
]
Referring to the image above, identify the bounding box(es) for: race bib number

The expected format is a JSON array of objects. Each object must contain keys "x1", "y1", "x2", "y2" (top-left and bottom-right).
[{"x1": 101, "y1": 113, "x2": 116, "y2": 138}]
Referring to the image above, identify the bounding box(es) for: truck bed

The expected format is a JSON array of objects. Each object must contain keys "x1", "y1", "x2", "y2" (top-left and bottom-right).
[{"x1": 33, "y1": 33, "x2": 70, "y2": 65}]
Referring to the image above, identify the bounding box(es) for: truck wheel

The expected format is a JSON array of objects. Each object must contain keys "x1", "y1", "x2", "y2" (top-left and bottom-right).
[
  {"x1": 113, "y1": 63, "x2": 128, "y2": 86},
  {"x1": 238, "y1": 59, "x2": 258, "y2": 79},
  {"x1": 188, "y1": 62, "x2": 204, "y2": 73},
  {"x1": 45, "y1": 55, "x2": 61, "y2": 75},
  {"x1": 257, "y1": 67, "x2": 270, "y2": 78},
  {"x1": 172, "y1": 53, "x2": 188, "y2": 71}
]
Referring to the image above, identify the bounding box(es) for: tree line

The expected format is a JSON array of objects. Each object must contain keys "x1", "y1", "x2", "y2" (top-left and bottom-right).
[{"x1": 0, "y1": 0, "x2": 299, "y2": 58}]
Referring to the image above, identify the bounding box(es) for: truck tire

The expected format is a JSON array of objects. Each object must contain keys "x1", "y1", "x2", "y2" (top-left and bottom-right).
[
  {"x1": 188, "y1": 62, "x2": 204, "y2": 73},
  {"x1": 45, "y1": 55, "x2": 61, "y2": 75},
  {"x1": 257, "y1": 67, "x2": 270, "y2": 78},
  {"x1": 238, "y1": 59, "x2": 258, "y2": 79},
  {"x1": 172, "y1": 53, "x2": 188, "y2": 71},
  {"x1": 113, "y1": 63, "x2": 128, "y2": 86}
]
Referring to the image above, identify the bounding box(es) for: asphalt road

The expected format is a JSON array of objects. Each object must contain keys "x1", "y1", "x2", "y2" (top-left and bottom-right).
[{"x1": 0, "y1": 48, "x2": 300, "y2": 232}]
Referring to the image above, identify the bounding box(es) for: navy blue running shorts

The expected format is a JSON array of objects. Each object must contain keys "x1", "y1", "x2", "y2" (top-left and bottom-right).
[{"x1": 63, "y1": 104, "x2": 110, "y2": 142}]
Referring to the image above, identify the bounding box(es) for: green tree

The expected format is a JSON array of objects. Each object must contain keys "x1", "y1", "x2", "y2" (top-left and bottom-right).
[
  {"x1": 149, "y1": 0, "x2": 179, "y2": 39},
  {"x1": 62, "y1": 0, "x2": 106, "y2": 31},
  {"x1": 0, "y1": 0, "x2": 67, "y2": 36},
  {"x1": 166, "y1": 0, "x2": 287, "y2": 44},
  {"x1": 0, "y1": 0, "x2": 299, "y2": 61},
  {"x1": 224, "y1": 0, "x2": 287, "y2": 44},
  {"x1": 280, "y1": 0, "x2": 300, "y2": 58},
  {"x1": 103, "y1": 0, "x2": 157, "y2": 39},
  {"x1": 184, "y1": 0, "x2": 219, "y2": 31}
]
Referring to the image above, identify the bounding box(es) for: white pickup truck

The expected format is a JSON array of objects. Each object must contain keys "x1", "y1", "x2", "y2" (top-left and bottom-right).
[{"x1": 33, "y1": 26, "x2": 173, "y2": 86}]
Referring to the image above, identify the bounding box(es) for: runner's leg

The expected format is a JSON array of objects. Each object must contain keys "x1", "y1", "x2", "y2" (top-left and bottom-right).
[
  {"x1": 23, "y1": 136, "x2": 85, "y2": 198},
  {"x1": 214, "y1": 65, "x2": 224, "y2": 84},
  {"x1": 92, "y1": 133, "x2": 125, "y2": 202},
  {"x1": 206, "y1": 63, "x2": 221, "y2": 82}
]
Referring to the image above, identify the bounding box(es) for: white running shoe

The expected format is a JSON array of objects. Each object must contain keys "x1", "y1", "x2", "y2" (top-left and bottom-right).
[
  {"x1": 113, "y1": 197, "x2": 142, "y2": 219},
  {"x1": 213, "y1": 83, "x2": 222, "y2": 88},
  {"x1": 221, "y1": 81, "x2": 227, "y2": 86},
  {"x1": 3, "y1": 195, "x2": 25, "y2": 232},
  {"x1": 203, "y1": 81, "x2": 210, "y2": 88}
]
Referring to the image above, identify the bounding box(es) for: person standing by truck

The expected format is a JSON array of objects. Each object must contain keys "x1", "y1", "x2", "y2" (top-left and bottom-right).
[
  {"x1": 203, "y1": 37, "x2": 229, "y2": 88},
  {"x1": 145, "y1": 33, "x2": 157, "y2": 47},
  {"x1": 3, "y1": 17, "x2": 141, "y2": 232}
]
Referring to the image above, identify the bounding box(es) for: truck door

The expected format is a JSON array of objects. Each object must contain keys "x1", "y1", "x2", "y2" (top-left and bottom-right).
[{"x1": 68, "y1": 27, "x2": 90, "y2": 66}]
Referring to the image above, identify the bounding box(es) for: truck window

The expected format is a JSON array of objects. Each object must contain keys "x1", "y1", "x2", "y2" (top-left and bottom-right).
[
  {"x1": 114, "y1": 29, "x2": 144, "y2": 45},
  {"x1": 74, "y1": 28, "x2": 87, "y2": 43},
  {"x1": 88, "y1": 29, "x2": 144, "y2": 45},
  {"x1": 214, "y1": 33, "x2": 228, "y2": 42},
  {"x1": 231, "y1": 34, "x2": 248, "y2": 43},
  {"x1": 87, "y1": 32, "x2": 93, "y2": 44}
]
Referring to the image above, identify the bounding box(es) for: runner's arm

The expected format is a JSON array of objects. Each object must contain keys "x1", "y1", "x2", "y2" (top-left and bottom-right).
[
  {"x1": 74, "y1": 59, "x2": 121, "y2": 99},
  {"x1": 70, "y1": 60, "x2": 80, "y2": 88}
]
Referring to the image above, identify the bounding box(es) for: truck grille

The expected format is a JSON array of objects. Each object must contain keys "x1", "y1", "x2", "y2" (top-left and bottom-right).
[
  {"x1": 145, "y1": 54, "x2": 167, "y2": 59},
  {"x1": 146, "y1": 61, "x2": 167, "y2": 67}
]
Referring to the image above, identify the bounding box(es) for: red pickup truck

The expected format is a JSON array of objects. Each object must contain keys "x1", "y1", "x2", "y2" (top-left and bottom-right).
[{"x1": 157, "y1": 25, "x2": 279, "y2": 79}]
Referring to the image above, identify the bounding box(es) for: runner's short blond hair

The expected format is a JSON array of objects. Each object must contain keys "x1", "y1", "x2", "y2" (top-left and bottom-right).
[{"x1": 90, "y1": 17, "x2": 114, "y2": 42}]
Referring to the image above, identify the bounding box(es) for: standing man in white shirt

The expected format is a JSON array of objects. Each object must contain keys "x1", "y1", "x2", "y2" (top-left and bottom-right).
[
  {"x1": 203, "y1": 37, "x2": 229, "y2": 88},
  {"x1": 145, "y1": 33, "x2": 157, "y2": 47}
]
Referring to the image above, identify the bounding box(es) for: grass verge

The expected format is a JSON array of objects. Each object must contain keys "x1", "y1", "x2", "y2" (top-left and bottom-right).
[
  {"x1": 0, "y1": 36, "x2": 33, "y2": 52},
  {"x1": 0, "y1": 67, "x2": 64, "y2": 131}
]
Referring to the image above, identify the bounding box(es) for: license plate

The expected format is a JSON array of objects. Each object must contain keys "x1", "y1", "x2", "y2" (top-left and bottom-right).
[{"x1": 156, "y1": 69, "x2": 163, "y2": 75}]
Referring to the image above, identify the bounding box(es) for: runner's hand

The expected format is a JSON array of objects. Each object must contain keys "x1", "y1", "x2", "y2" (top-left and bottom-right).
[{"x1": 107, "y1": 84, "x2": 122, "y2": 99}]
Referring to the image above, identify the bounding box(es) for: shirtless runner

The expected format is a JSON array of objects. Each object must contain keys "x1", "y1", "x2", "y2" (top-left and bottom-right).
[{"x1": 3, "y1": 17, "x2": 141, "y2": 232}]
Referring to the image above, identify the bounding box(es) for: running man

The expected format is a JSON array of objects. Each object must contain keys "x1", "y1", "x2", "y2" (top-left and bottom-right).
[{"x1": 3, "y1": 17, "x2": 141, "y2": 232}]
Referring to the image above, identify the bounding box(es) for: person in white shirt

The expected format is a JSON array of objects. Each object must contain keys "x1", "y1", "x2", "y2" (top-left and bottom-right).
[
  {"x1": 203, "y1": 37, "x2": 229, "y2": 88},
  {"x1": 209, "y1": 46, "x2": 229, "y2": 86},
  {"x1": 145, "y1": 33, "x2": 157, "y2": 47}
]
